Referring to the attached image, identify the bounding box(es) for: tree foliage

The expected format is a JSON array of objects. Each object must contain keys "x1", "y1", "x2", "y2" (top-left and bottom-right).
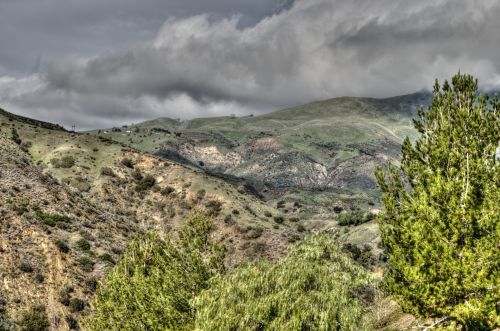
[
  {"x1": 375, "y1": 73, "x2": 499, "y2": 329},
  {"x1": 85, "y1": 211, "x2": 226, "y2": 331},
  {"x1": 194, "y1": 234, "x2": 373, "y2": 331}
]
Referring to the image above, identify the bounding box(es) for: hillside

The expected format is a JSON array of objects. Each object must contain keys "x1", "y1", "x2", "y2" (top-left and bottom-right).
[
  {"x1": 0, "y1": 110, "x2": 303, "y2": 330},
  {"x1": 93, "y1": 92, "x2": 432, "y2": 216}
]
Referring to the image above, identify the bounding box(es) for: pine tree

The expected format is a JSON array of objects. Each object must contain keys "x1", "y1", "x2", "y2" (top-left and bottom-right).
[{"x1": 375, "y1": 73, "x2": 499, "y2": 329}]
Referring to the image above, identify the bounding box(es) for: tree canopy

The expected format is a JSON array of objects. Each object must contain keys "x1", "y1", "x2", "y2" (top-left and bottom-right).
[{"x1": 375, "y1": 73, "x2": 499, "y2": 329}]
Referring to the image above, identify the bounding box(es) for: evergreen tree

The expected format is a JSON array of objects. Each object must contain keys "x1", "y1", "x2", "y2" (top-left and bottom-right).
[
  {"x1": 194, "y1": 234, "x2": 372, "y2": 331},
  {"x1": 85, "y1": 211, "x2": 225, "y2": 331},
  {"x1": 375, "y1": 73, "x2": 499, "y2": 329}
]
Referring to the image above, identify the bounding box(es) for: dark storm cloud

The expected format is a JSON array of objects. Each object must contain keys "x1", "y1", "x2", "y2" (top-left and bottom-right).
[
  {"x1": 1, "y1": 0, "x2": 500, "y2": 129},
  {"x1": 0, "y1": 0, "x2": 280, "y2": 75}
]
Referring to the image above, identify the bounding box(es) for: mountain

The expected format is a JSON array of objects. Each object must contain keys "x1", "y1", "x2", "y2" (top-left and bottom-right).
[
  {"x1": 0, "y1": 91, "x2": 431, "y2": 329},
  {"x1": 0, "y1": 109, "x2": 302, "y2": 330},
  {"x1": 94, "y1": 92, "x2": 432, "y2": 215}
]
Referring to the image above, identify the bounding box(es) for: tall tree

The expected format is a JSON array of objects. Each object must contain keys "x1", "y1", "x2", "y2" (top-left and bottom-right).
[{"x1": 375, "y1": 73, "x2": 499, "y2": 329}]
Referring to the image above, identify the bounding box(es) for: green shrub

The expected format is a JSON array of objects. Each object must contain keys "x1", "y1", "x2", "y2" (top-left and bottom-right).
[
  {"x1": 54, "y1": 239, "x2": 71, "y2": 253},
  {"x1": 100, "y1": 167, "x2": 115, "y2": 177},
  {"x1": 337, "y1": 210, "x2": 375, "y2": 226},
  {"x1": 161, "y1": 186, "x2": 175, "y2": 196},
  {"x1": 273, "y1": 215, "x2": 285, "y2": 224},
  {"x1": 77, "y1": 257, "x2": 94, "y2": 272},
  {"x1": 194, "y1": 234, "x2": 372, "y2": 331},
  {"x1": 98, "y1": 253, "x2": 115, "y2": 265},
  {"x1": 205, "y1": 200, "x2": 222, "y2": 217},
  {"x1": 121, "y1": 158, "x2": 134, "y2": 168},
  {"x1": 65, "y1": 315, "x2": 79, "y2": 330},
  {"x1": 85, "y1": 211, "x2": 225, "y2": 331},
  {"x1": 36, "y1": 210, "x2": 71, "y2": 227},
  {"x1": 69, "y1": 298, "x2": 86, "y2": 313},
  {"x1": 135, "y1": 174, "x2": 156, "y2": 192},
  {"x1": 17, "y1": 305, "x2": 50, "y2": 331},
  {"x1": 76, "y1": 239, "x2": 91, "y2": 251},
  {"x1": 11, "y1": 128, "x2": 22, "y2": 145},
  {"x1": 51, "y1": 156, "x2": 75, "y2": 168}
]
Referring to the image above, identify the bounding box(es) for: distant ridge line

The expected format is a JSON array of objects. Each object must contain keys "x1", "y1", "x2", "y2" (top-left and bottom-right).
[{"x1": 0, "y1": 107, "x2": 66, "y2": 131}]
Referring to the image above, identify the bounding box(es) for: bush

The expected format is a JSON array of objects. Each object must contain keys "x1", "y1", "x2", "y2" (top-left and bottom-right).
[
  {"x1": 337, "y1": 211, "x2": 375, "y2": 226},
  {"x1": 76, "y1": 239, "x2": 91, "y2": 251},
  {"x1": 263, "y1": 211, "x2": 272, "y2": 218},
  {"x1": 135, "y1": 174, "x2": 156, "y2": 192},
  {"x1": 11, "y1": 128, "x2": 22, "y2": 145},
  {"x1": 273, "y1": 215, "x2": 285, "y2": 224},
  {"x1": 51, "y1": 156, "x2": 75, "y2": 168},
  {"x1": 194, "y1": 234, "x2": 372, "y2": 330},
  {"x1": 205, "y1": 200, "x2": 222, "y2": 217},
  {"x1": 17, "y1": 305, "x2": 50, "y2": 331},
  {"x1": 69, "y1": 298, "x2": 86, "y2": 313},
  {"x1": 18, "y1": 261, "x2": 34, "y2": 273},
  {"x1": 100, "y1": 167, "x2": 115, "y2": 177},
  {"x1": 77, "y1": 257, "x2": 94, "y2": 272},
  {"x1": 85, "y1": 211, "x2": 225, "y2": 331},
  {"x1": 36, "y1": 211, "x2": 71, "y2": 227},
  {"x1": 66, "y1": 315, "x2": 79, "y2": 330},
  {"x1": 161, "y1": 186, "x2": 175, "y2": 196},
  {"x1": 98, "y1": 253, "x2": 115, "y2": 265},
  {"x1": 121, "y1": 158, "x2": 134, "y2": 168}
]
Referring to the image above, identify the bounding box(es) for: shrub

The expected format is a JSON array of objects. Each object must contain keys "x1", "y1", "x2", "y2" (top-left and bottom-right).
[
  {"x1": 196, "y1": 189, "x2": 206, "y2": 200},
  {"x1": 85, "y1": 277, "x2": 98, "y2": 293},
  {"x1": 263, "y1": 211, "x2": 272, "y2": 218},
  {"x1": 205, "y1": 200, "x2": 222, "y2": 217},
  {"x1": 76, "y1": 239, "x2": 91, "y2": 251},
  {"x1": 77, "y1": 257, "x2": 94, "y2": 272},
  {"x1": 194, "y1": 234, "x2": 372, "y2": 330},
  {"x1": 273, "y1": 215, "x2": 285, "y2": 224},
  {"x1": 18, "y1": 261, "x2": 34, "y2": 273},
  {"x1": 131, "y1": 169, "x2": 143, "y2": 181},
  {"x1": 60, "y1": 156, "x2": 76, "y2": 168},
  {"x1": 98, "y1": 253, "x2": 115, "y2": 265},
  {"x1": 161, "y1": 186, "x2": 175, "y2": 196},
  {"x1": 36, "y1": 211, "x2": 71, "y2": 227},
  {"x1": 223, "y1": 214, "x2": 234, "y2": 225},
  {"x1": 59, "y1": 289, "x2": 71, "y2": 306},
  {"x1": 17, "y1": 305, "x2": 50, "y2": 331},
  {"x1": 66, "y1": 315, "x2": 79, "y2": 330},
  {"x1": 135, "y1": 174, "x2": 156, "y2": 192},
  {"x1": 69, "y1": 298, "x2": 86, "y2": 313},
  {"x1": 85, "y1": 211, "x2": 226, "y2": 331},
  {"x1": 121, "y1": 158, "x2": 134, "y2": 168},
  {"x1": 10, "y1": 128, "x2": 22, "y2": 145},
  {"x1": 51, "y1": 156, "x2": 76, "y2": 168},
  {"x1": 100, "y1": 167, "x2": 115, "y2": 177},
  {"x1": 337, "y1": 211, "x2": 375, "y2": 226}
]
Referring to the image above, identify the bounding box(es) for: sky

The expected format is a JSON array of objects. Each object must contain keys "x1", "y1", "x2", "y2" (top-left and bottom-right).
[{"x1": 1, "y1": 0, "x2": 500, "y2": 130}]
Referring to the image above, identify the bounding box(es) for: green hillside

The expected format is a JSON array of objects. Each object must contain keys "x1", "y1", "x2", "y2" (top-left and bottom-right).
[{"x1": 92, "y1": 92, "x2": 431, "y2": 215}]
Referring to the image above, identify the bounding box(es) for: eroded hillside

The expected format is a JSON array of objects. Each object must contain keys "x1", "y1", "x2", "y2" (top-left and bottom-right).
[{"x1": 94, "y1": 92, "x2": 432, "y2": 215}]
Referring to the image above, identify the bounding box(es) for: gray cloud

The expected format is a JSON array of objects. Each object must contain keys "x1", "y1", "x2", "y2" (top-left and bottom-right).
[{"x1": 1, "y1": 0, "x2": 500, "y2": 129}]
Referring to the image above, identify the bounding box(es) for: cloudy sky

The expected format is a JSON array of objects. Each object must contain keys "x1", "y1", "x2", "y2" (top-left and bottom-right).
[{"x1": 1, "y1": 0, "x2": 500, "y2": 129}]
